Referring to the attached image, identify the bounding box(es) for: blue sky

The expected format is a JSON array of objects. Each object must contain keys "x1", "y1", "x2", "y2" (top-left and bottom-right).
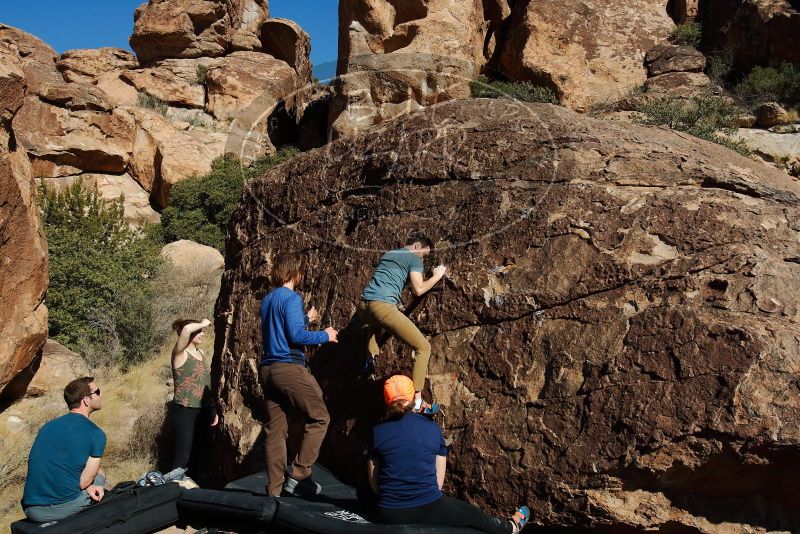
[{"x1": 0, "y1": 0, "x2": 339, "y2": 77}]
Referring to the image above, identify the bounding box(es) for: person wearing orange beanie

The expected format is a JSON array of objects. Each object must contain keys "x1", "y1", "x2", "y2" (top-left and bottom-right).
[{"x1": 367, "y1": 375, "x2": 530, "y2": 533}]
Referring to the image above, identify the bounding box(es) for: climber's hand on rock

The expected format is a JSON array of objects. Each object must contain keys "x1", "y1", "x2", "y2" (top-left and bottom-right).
[{"x1": 325, "y1": 327, "x2": 339, "y2": 343}]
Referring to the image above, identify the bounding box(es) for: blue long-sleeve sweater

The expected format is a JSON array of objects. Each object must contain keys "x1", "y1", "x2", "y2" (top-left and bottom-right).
[{"x1": 260, "y1": 286, "x2": 328, "y2": 366}]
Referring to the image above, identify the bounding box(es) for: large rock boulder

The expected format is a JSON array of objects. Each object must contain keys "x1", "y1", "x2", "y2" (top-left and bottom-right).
[
  {"x1": 12, "y1": 96, "x2": 134, "y2": 177},
  {"x1": 494, "y1": 0, "x2": 674, "y2": 111},
  {"x1": 129, "y1": 0, "x2": 269, "y2": 65},
  {"x1": 161, "y1": 239, "x2": 224, "y2": 275},
  {"x1": 56, "y1": 48, "x2": 139, "y2": 84},
  {"x1": 259, "y1": 18, "x2": 312, "y2": 86},
  {"x1": 119, "y1": 106, "x2": 224, "y2": 207},
  {"x1": 0, "y1": 121, "x2": 48, "y2": 405},
  {"x1": 645, "y1": 44, "x2": 706, "y2": 77},
  {"x1": 25, "y1": 340, "x2": 90, "y2": 398},
  {"x1": 0, "y1": 23, "x2": 60, "y2": 95},
  {"x1": 204, "y1": 51, "x2": 297, "y2": 120},
  {"x1": 329, "y1": 0, "x2": 486, "y2": 138},
  {"x1": 735, "y1": 128, "x2": 800, "y2": 165},
  {"x1": 120, "y1": 58, "x2": 211, "y2": 108},
  {"x1": 700, "y1": 0, "x2": 800, "y2": 72},
  {"x1": 213, "y1": 99, "x2": 800, "y2": 532}
]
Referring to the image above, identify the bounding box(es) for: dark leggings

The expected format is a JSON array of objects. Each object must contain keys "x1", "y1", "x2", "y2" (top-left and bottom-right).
[
  {"x1": 171, "y1": 404, "x2": 203, "y2": 471},
  {"x1": 375, "y1": 495, "x2": 513, "y2": 534}
]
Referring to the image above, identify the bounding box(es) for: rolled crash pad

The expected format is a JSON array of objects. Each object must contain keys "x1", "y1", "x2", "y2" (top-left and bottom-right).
[
  {"x1": 178, "y1": 488, "x2": 276, "y2": 529},
  {"x1": 11, "y1": 482, "x2": 181, "y2": 534}
]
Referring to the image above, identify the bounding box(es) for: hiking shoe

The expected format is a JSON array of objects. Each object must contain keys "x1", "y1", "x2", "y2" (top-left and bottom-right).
[
  {"x1": 415, "y1": 400, "x2": 441, "y2": 417},
  {"x1": 283, "y1": 476, "x2": 322, "y2": 497},
  {"x1": 511, "y1": 505, "x2": 530, "y2": 532}
]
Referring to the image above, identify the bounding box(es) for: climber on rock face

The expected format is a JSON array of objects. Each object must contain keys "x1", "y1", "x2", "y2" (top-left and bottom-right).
[
  {"x1": 259, "y1": 253, "x2": 339, "y2": 497},
  {"x1": 358, "y1": 231, "x2": 446, "y2": 415}
]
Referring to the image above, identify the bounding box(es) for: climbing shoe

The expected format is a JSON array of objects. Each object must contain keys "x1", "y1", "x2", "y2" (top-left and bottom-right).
[
  {"x1": 361, "y1": 354, "x2": 376, "y2": 378},
  {"x1": 414, "y1": 400, "x2": 441, "y2": 417},
  {"x1": 283, "y1": 476, "x2": 322, "y2": 497},
  {"x1": 511, "y1": 505, "x2": 530, "y2": 533}
]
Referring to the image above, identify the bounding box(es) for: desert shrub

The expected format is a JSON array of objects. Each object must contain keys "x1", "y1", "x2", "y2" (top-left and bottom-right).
[
  {"x1": 635, "y1": 94, "x2": 751, "y2": 156},
  {"x1": 137, "y1": 92, "x2": 169, "y2": 116},
  {"x1": 669, "y1": 22, "x2": 701, "y2": 47},
  {"x1": 196, "y1": 64, "x2": 209, "y2": 85},
  {"x1": 470, "y1": 75, "x2": 560, "y2": 104},
  {"x1": 39, "y1": 179, "x2": 163, "y2": 367},
  {"x1": 707, "y1": 49, "x2": 733, "y2": 88},
  {"x1": 735, "y1": 63, "x2": 800, "y2": 107},
  {"x1": 161, "y1": 146, "x2": 300, "y2": 251}
]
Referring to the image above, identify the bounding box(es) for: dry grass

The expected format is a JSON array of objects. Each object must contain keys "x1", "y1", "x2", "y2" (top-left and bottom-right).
[
  {"x1": 0, "y1": 249, "x2": 221, "y2": 530},
  {"x1": 0, "y1": 354, "x2": 177, "y2": 530}
]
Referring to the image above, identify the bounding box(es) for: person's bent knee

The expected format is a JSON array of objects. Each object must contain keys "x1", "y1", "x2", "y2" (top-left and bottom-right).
[
  {"x1": 309, "y1": 407, "x2": 330, "y2": 427},
  {"x1": 416, "y1": 338, "x2": 431, "y2": 357}
]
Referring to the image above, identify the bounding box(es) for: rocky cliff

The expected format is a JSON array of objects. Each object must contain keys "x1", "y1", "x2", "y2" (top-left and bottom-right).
[
  {"x1": 699, "y1": 0, "x2": 800, "y2": 73},
  {"x1": 493, "y1": 0, "x2": 674, "y2": 111},
  {"x1": 214, "y1": 98, "x2": 800, "y2": 532},
  {"x1": 329, "y1": 0, "x2": 488, "y2": 138},
  {"x1": 0, "y1": 0, "x2": 313, "y2": 221},
  {"x1": 0, "y1": 31, "x2": 48, "y2": 406}
]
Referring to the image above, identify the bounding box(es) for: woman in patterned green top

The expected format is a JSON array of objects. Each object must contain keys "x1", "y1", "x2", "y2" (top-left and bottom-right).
[{"x1": 171, "y1": 318, "x2": 218, "y2": 472}]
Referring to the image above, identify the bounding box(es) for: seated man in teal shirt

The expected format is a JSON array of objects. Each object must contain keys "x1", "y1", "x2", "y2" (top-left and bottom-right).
[
  {"x1": 22, "y1": 377, "x2": 107, "y2": 522},
  {"x1": 359, "y1": 232, "x2": 447, "y2": 414}
]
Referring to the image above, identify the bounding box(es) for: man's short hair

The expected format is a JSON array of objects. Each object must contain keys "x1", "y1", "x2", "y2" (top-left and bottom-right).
[
  {"x1": 269, "y1": 253, "x2": 306, "y2": 287},
  {"x1": 64, "y1": 377, "x2": 94, "y2": 409},
  {"x1": 406, "y1": 231, "x2": 433, "y2": 249}
]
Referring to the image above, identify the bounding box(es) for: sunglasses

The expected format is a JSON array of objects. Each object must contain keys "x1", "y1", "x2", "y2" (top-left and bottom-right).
[{"x1": 87, "y1": 388, "x2": 101, "y2": 397}]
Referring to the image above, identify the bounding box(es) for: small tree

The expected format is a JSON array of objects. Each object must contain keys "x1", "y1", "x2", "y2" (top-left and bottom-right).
[
  {"x1": 735, "y1": 63, "x2": 800, "y2": 108},
  {"x1": 161, "y1": 147, "x2": 300, "y2": 251},
  {"x1": 470, "y1": 76, "x2": 560, "y2": 104},
  {"x1": 40, "y1": 179, "x2": 162, "y2": 367},
  {"x1": 635, "y1": 95, "x2": 751, "y2": 156},
  {"x1": 669, "y1": 22, "x2": 702, "y2": 47}
]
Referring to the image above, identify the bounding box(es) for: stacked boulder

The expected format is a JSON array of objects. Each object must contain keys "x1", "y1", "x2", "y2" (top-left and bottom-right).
[
  {"x1": 643, "y1": 44, "x2": 709, "y2": 97},
  {"x1": 1, "y1": 0, "x2": 314, "y2": 223}
]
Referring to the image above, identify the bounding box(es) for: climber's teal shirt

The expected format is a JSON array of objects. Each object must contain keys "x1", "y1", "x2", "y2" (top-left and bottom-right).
[{"x1": 361, "y1": 248, "x2": 424, "y2": 305}]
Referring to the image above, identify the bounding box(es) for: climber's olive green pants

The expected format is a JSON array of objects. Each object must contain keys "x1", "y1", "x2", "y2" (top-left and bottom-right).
[{"x1": 358, "y1": 300, "x2": 431, "y2": 391}]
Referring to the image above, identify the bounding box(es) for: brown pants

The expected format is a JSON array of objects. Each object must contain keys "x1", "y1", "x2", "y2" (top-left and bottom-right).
[
  {"x1": 259, "y1": 363, "x2": 330, "y2": 496},
  {"x1": 358, "y1": 300, "x2": 431, "y2": 391}
]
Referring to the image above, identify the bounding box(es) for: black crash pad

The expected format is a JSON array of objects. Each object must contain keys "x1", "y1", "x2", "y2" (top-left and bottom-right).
[
  {"x1": 226, "y1": 464, "x2": 484, "y2": 533},
  {"x1": 11, "y1": 482, "x2": 181, "y2": 534},
  {"x1": 178, "y1": 487, "x2": 276, "y2": 530}
]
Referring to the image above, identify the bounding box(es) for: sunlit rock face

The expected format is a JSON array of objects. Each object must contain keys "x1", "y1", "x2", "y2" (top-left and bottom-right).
[{"x1": 214, "y1": 99, "x2": 800, "y2": 531}]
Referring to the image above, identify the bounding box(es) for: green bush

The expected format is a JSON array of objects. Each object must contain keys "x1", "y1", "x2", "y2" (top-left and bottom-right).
[
  {"x1": 39, "y1": 179, "x2": 163, "y2": 367},
  {"x1": 161, "y1": 146, "x2": 300, "y2": 251},
  {"x1": 196, "y1": 64, "x2": 209, "y2": 85},
  {"x1": 470, "y1": 75, "x2": 559, "y2": 104},
  {"x1": 707, "y1": 50, "x2": 733, "y2": 88},
  {"x1": 669, "y1": 22, "x2": 702, "y2": 47},
  {"x1": 734, "y1": 63, "x2": 800, "y2": 107},
  {"x1": 137, "y1": 92, "x2": 169, "y2": 116},
  {"x1": 635, "y1": 95, "x2": 751, "y2": 156}
]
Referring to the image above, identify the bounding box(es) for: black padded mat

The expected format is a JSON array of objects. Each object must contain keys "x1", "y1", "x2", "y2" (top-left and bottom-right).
[{"x1": 226, "y1": 465, "x2": 483, "y2": 533}]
